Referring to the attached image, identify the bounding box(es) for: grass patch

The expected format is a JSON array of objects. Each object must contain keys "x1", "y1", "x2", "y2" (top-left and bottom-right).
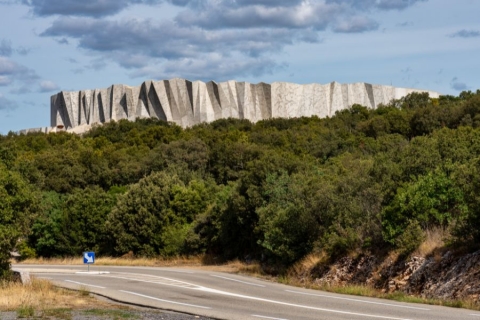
[
  {"x1": 413, "y1": 227, "x2": 448, "y2": 257},
  {"x1": 281, "y1": 280, "x2": 480, "y2": 311},
  {"x1": 17, "y1": 305, "x2": 34, "y2": 318},
  {"x1": 41, "y1": 308, "x2": 72, "y2": 320},
  {"x1": 0, "y1": 278, "x2": 128, "y2": 312},
  {"x1": 78, "y1": 286, "x2": 90, "y2": 297},
  {"x1": 17, "y1": 254, "x2": 265, "y2": 275},
  {"x1": 329, "y1": 284, "x2": 379, "y2": 297},
  {"x1": 19, "y1": 255, "x2": 205, "y2": 267},
  {"x1": 83, "y1": 309, "x2": 140, "y2": 319}
]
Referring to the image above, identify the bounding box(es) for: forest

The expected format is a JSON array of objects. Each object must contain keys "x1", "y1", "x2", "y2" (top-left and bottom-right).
[{"x1": 2, "y1": 90, "x2": 480, "y2": 278}]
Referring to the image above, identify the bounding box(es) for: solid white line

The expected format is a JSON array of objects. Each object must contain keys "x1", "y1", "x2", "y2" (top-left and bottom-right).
[
  {"x1": 107, "y1": 272, "x2": 196, "y2": 282},
  {"x1": 252, "y1": 315, "x2": 288, "y2": 320},
  {"x1": 64, "y1": 280, "x2": 105, "y2": 289},
  {"x1": 197, "y1": 287, "x2": 412, "y2": 320},
  {"x1": 105, "y1": 272, "x2": 412, "y2": 319},
  {"x1": 285, "y1": 290, "x2": 430, "y2": 311},
  {"x1": 470, "y1": 314, "x2": 480, "y2": 317},
  {"x1": 119, "y1": 290, "x2": 211, "y2": 309},
  {"x1": 210, "y1": 274, "x2": 266, "y2": 287},
  {"x1": 91, "y1": 271, "x2": 411, "y2": 319},
  {"x1": 163, "y1": 270, "x2": 195, "y2": 274},
  {"x1": 105, "y1": 275, "x2": 199, "y2": 289}
]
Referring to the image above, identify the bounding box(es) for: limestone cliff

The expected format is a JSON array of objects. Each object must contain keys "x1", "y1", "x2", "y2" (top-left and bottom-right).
[
  {"x1": 49, "y1": 79, "x2": 440, "y2": 132},
  {"x1": 298, "y1": 250, "x2": 480, "y2": 303}
]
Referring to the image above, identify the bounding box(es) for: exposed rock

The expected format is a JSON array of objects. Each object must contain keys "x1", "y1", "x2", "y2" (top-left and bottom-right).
[
  {"x1": 49, "y1": 79, "x2": 440, "y2": 133},
  {"x1": 311, "y1": 250, "x2": 480, "y2": 302}
]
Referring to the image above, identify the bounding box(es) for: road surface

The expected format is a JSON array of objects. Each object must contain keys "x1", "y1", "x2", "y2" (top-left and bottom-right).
[{"x1": 13, "y1": 265, "x2": 480, "y2": 320}]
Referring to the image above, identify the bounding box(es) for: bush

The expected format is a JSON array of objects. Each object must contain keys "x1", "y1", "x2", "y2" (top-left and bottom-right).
[{"x1": 396, "y1": 220, "x2": 425, "y2": 255}]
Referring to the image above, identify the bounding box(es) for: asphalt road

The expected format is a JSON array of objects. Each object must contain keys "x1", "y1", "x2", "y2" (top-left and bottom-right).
[{"x1": 13, "y1": 265, "x2": 480, "y2": 320}]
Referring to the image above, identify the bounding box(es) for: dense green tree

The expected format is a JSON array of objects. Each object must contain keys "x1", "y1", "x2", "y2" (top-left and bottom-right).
[
  {"x1": 29, "y1": 187, "x2": 117, "y2": 257},
  {"x1": 106, "y1": 172, "x2": 213, "y2": 256},
  {"x1": 29, "y1": 191, "x2": 65, "y2": 257},
  {"x1": 2, "y1": 88, "x2": 480, "y2": 269},
  {"x1": 256, "y1": 171, "x2": 320, "y2": 264},
  {"x1": 0, "y1": 163, "x2": 38, "y2": 278},
  {"x1": 382, "y1": 169, "x2": 467, "y2": 252}
]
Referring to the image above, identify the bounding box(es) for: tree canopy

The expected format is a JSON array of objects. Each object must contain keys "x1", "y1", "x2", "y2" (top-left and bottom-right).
[{"x1": 2, "y1": 89, "x2": 480, "y2": 277}]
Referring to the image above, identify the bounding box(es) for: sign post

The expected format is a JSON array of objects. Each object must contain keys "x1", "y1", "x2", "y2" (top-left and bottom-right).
[{"x1": 83, "y1": 252, "x2": 95, "y2": 272}]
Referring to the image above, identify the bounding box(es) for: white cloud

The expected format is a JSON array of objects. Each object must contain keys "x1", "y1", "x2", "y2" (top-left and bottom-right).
[
  {"x1": 0, "y1": 56, "x2": 39, "y2": 92},
  {"x1": 333, "y1": 16, "x2": 379, "y2": 33},
  {"x1": 21, "y1": 0, "x2": 165, "y2": 18},
  {"x1": 0, "y1": 75, "x2": 12, "y2": 86},
  {"x1": 32, "y1": 0, "x2": 429, "y2": 80},
  {"x1": 39, "y1": 80, "x2": 59, "y2": 92}
]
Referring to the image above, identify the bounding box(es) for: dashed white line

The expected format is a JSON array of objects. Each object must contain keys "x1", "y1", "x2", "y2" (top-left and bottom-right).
[
  {"x1": 285, "y1": 290, "x2": 430, "y2": 311},
  {"x1": 252, "y1": 315, "x2": 288, "y2": 320},
  {"x1": 210, "y1": 274, "x2": 266, "y2": 287},
  {"x1": 64, "y1": 280, "x2": 105, "y2": 289},
  {"x1": 119, "y1": 290, "x2": 211, "y2": 309}
]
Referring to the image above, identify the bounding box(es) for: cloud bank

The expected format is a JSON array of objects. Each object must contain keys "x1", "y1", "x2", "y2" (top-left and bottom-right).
[{"x1": 31, "y1": 0, "x2": 427, "y2": 80}]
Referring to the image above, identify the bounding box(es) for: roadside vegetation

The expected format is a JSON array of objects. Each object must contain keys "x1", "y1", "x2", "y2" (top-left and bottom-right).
[
  {"x1": 14, "y1": 254, "x2": 480, "y2": 311},
  {"x1": 0, "y1": 278, "x2": 139, "y2": 318},
  {"x1": 2, "y1": 90, "x2": 480, "y2": 295}
]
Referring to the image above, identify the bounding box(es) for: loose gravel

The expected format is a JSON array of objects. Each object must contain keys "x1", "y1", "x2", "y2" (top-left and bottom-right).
[{"x1": 0, "y1": 308, "x2": 213, "y2": 319}]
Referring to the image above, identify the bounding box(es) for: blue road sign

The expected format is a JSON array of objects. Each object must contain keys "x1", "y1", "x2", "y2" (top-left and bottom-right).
[{"x1": 83, "y1": 252, "x2": 95, "y2": 264}]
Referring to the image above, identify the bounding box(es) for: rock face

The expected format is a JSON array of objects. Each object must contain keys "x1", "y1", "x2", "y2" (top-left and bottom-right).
[
  {"x1": 311, "y1": 250, "x2": 480, "y2": 302},
  {"x1": 50, "y1": 78, "x2": 440, "y2": 131}
]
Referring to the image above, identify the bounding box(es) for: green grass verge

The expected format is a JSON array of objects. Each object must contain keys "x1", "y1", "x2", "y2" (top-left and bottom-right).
[
  {"x1": 82, "y1": 309, "x2": 140, "y2": 319},
  {"x1": 17, "y1": 305, "x2": 35, "y2": 318},
  {"x1": 41, "y1": 308, "x2": 72, "y2": 320}
]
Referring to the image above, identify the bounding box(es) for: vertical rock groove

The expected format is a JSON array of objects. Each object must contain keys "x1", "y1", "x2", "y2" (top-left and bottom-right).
[{"x1": 50, "y1": 78, "x2": 440, "y2": 130}]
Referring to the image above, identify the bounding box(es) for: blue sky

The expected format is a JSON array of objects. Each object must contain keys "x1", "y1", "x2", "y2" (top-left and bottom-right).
[{"x1": 0, "y1": 0, "x2": 479, "y2": 133}]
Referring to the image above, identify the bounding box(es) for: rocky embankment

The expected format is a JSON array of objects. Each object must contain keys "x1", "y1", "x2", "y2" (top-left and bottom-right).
[{"x1": 308, "y1": 250, "x2": 480, "y2": 302}]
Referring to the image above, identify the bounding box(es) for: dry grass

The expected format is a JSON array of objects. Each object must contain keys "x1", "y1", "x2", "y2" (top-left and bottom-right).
[
  {"x1": 18, "y1": 254, "x2": 265, "y2": 275},
  {"x1": 15, "y1": 251, "x2": 480, "y2": 311},
  {"x1": 20, "y1": 255, "x2": 203, "y2": 267},
  {"x1": 288, "y1": 253, "x2": 327, "y2": 278},
  {"x1": 414, "y1": 227, "x2": 448, "y2": 257},
  {"x1": 0, "y1": 278, "x2": 119, "y2": 312},
  {"x1": 278, "y1": 279, "x2": 480, "y2": 311}
]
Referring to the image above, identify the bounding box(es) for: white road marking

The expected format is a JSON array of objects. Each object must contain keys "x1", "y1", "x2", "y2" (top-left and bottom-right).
[
  {"x1": 210, "y1": 274, "x2": 266, "y2": 287},
  {"x1": 64, "y1": 280, "x2": 105, "y2": 289},
  {"x1": 196, "y1": 287, "x2": 413, "y2": 320},
  {"x1": 285, "y1": 290, "x2": 430, "y2": 311},
  {"x1": 98, "y1": 272, "x2": 412, "y2": 319},
  {"x1": 163, "y1": 270, "x2": 195, "y2": 274},
  {"x1": 252, "y1": 315, "x2": 288, "y2": 320},
  {"x1": 104, "y1": 274, "x2": 200, "y2": 289},
  {"x1": 119, "y1": 290, "x2": 211, "y2": 309},
  {"x1": 75, "y1": 271, "x2": 110, "y2": 275},
  {"x1": 470, "y1": 314, "x2": 480, "y2": 317}
]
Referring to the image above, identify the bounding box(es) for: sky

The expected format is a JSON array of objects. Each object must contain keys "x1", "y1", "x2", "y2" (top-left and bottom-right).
[{"x1": 0, "y1": 0, "x2": 479, "y2": 133}]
